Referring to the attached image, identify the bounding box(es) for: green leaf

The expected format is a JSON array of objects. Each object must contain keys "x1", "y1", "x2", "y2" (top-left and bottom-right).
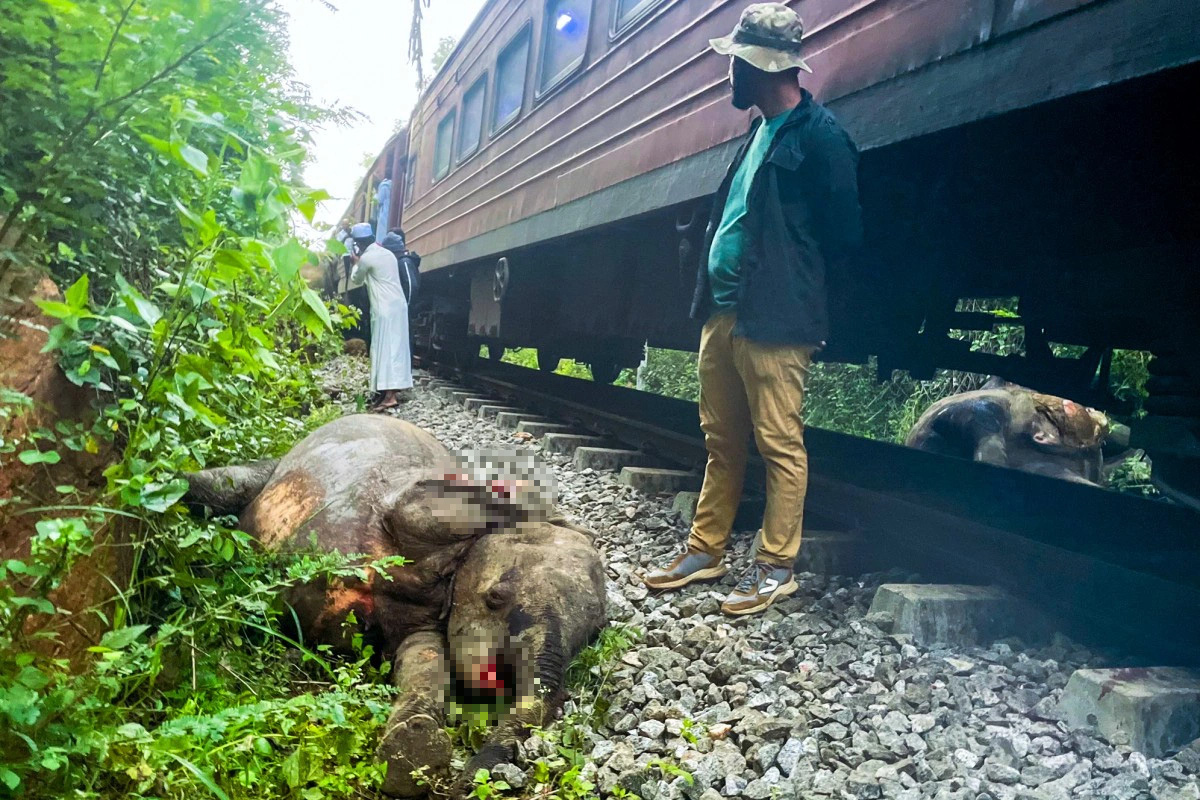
[
  {"x1": 140, "y1": 133, "x2": 172, "y2": 156},
  {"x1": 300, "y1": 287, "x2": 332, "y2": 334},
  {"x1": 164, "y1": 753, "x2": 230, "y2": 800},
  {"x1": 296, "y1": 189, "x2": 330, "y2": 223},
  {"x1": 139, "y1": 478, "x2": 189, "y2": 513},
  {"x1": 18, "y1": 449, "x2": 61, "y2": 465},
  {"x1": 35, "y1": 300, "x2": 73, "y2": 320},
  {"x1": 121, "y1": 290, "x2": 162, "y2": 326},
  {"x1": 64, "y1": 274, "x2": 88, "y2": 309},
  {"x1": 115, "y1": 722, "x2": 148, "y2": 739},
  {"x1": 0, "y1": 768, "x2": 18, "y2": 791},
  {"x1": 282, "y1": 749, "x2": 301, "y2": 788},
  {"x1": 271, "y1": 238, "x2": 309, "y2": 282},
  {"x1": 239, "y1": 154, "x2": 273, "y2": 197},
  {"x1": 99, "y1": 624, "x2": 149, "y2": 650},
  {"x1": 17, "y1": 666, "x2": 49, "y2": 690},
  {"x1": 11, "y1": 596, "x2": 55, "y2": 614},
  {"x1": 177, "y1": 143, "x2": 209, "y2": 177},
  {"x1": 106, "y1": 314, "x2": 141, "y2": 333}
]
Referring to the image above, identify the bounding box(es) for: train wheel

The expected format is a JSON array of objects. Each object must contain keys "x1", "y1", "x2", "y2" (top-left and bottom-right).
[
  {"x1": 589, "y1": 359, "x2": 620, "y2": 384},
  {"x1": 538, "y1": 350, "x2": 562, "y2": 373}
]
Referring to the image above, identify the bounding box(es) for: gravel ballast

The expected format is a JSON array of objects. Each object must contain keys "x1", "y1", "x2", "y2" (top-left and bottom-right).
[{"x1": 317, "y1": 360, "x2": 1200, "y2": 800}]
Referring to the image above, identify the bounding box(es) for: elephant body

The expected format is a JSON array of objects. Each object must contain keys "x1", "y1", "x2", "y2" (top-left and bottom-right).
[
  {"x1": 906, "y1": 378, "x2": 1132, "y2": 486},
  {"x1": 182, "y1": 414, "x2": 606, "y2": 796}
]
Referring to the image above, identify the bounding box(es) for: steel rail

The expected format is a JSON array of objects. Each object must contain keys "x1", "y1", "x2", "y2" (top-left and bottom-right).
[{"x1": 424, "y1": 355, "x2": 1200, "y2": 665}]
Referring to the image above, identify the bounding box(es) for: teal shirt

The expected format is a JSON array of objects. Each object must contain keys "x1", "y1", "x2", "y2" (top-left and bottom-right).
[{"x1": 707, "y1": 112, "x2": 790, "y2": 312}]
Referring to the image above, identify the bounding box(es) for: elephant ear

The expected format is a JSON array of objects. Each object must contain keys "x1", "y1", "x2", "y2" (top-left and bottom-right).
[{"x1": 1031, "y1": 420, "x2": 1063, "y2": 448}]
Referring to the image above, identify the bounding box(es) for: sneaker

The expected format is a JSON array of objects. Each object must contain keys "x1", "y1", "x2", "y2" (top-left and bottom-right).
[
  {"x1": 642, "y1": 548, "x2": 728, "y2": 590},
  {"x1": 721, "y1": 561, "x2": 797, "y2": 616}
]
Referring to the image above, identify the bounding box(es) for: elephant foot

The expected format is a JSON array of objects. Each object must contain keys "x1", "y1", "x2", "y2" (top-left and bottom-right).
[{"x1": 377, "y1": 712, "x2": 453, "y2": 797}]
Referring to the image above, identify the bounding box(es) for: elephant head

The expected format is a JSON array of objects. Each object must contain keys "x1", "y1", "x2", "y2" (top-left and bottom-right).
[{"x1": 445, "y1": 523, "x2": 607, "y2": 779}]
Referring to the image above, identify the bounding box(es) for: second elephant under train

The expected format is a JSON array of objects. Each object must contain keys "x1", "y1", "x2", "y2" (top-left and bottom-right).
[{"x1": 906, "y1": 378, "x2": 1134, "y2": 486}]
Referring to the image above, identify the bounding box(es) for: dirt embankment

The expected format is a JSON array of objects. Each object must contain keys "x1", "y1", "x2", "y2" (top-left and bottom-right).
[{"x1": 1, "y1": 277, "x2": 127, "y2": 665}]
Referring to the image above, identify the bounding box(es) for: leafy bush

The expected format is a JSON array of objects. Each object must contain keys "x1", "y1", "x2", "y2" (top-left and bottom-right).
[{"x1": 0, "y1": 2, "x2": 397, "y2": 798}]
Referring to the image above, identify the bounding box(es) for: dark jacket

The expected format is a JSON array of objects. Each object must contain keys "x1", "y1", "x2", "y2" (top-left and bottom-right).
[
  {"x1": 690, "y1": 90, "x2": 863, "y2": 346},
  {"x1": 380, "y1": 232, "x2": 422, "y2": 306}
]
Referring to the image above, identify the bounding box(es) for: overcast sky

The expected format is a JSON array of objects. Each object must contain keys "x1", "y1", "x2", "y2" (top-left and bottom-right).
[{"x1": 285, "y1": 0, "x2": 487, "y2": 240}]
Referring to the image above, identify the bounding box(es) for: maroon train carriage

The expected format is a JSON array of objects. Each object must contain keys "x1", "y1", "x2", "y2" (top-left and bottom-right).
[{"x1": 337, "y1": 0, "x2": 1200, "y2": 490}]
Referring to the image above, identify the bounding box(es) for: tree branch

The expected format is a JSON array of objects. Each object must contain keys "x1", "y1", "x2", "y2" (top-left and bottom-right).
[
  {"x1": 0, "y1": 4, "x2": 263, "y2": 249},
  {"x1": 408, "y1": 0, "x2": 431, "y2": 90},
  {"x1": 96, "y1": 12, "x2": 253, "y2": 115},
  {"x1": 94, "y1": 0, "x2": 139, "y2": 93}
]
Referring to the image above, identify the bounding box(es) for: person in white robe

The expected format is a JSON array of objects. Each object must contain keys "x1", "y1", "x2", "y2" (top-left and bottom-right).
[{"x1": 347, "y1": 222, "x2": 413, "y2": 410}]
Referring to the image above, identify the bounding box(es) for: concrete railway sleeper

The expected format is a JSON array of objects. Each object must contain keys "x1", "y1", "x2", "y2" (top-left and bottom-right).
[{"x1": 319, "y1": 363, "x2": 1200, "y2": 797}]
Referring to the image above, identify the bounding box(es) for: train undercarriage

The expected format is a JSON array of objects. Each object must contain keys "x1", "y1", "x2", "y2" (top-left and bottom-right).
[{"x1": 403, "y1": 61, "x2": 1199, "y2": 501}]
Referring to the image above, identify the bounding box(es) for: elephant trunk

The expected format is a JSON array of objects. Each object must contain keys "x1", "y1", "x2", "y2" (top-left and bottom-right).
[{"x1": 459, "y1": 612, "x2": 566, "y2": 788}]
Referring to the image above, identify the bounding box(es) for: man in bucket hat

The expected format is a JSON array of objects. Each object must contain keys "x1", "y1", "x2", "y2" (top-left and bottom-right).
[{"x1": 642, "y1": 3, "x2": 863, "y2": 615}]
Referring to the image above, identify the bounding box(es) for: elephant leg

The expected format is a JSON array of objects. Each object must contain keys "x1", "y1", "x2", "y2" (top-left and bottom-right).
[
  {"x1": 377, "y1": 630, "x2": 454, "y2": 798},
  {"x1": 182, "y1": 459, "x2": 279, "y2": 517}
]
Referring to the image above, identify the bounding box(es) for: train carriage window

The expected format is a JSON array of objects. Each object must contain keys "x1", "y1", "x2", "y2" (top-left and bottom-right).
[
  {"x1": 492, "y1": 26, "x2": 531, "y2": 134},
  {"x1": 537, "y1": 0, "x2": 593, "y2": 97},
  {"x1": 434, "y1": 111, "x2": 455, "y2": 181},
  {"x1": 404, "y1": 151, "x2": 417, "y2": 206},
  {"x1": 457, "y1": 74, "x2": 487, "y2": 162},
  {"x1": 612, "y1": 0, "x2": 664, "y2": 37}
]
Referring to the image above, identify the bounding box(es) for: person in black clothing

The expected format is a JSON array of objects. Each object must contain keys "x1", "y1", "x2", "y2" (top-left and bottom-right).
[
  {"x1": 642, "y1": 2, "x2": 863, "y2": 616},
  {"x1": 379, "y1": 227, "x2": 421, "y2": 308}
]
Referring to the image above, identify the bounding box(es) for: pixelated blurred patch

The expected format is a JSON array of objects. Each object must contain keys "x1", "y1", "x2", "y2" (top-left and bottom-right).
[{"x1": 453, "y1": 448, "x2": 557, "y2": 505}]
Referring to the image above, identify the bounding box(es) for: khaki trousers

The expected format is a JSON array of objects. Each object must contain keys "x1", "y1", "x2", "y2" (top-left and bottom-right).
[{"x1": 687, "y1": 312, "x2": 814, "y2": 567}]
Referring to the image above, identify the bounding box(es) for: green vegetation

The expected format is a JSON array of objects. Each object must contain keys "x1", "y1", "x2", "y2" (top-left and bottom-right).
[
  {"x1": 480, "y1": 345, "x2": 594, "y2": 380},
  {"x1": 0, "y1": 2, "x2": 396, "y2": 798},
  {"x1": 497, "y1": 305, "x2": 1155, "y2": 495},
  {"x1": 432, "y1": 36, "x2": 460, "y2": 74}
]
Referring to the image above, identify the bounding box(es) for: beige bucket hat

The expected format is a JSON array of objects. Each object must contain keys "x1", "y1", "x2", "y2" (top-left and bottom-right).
[{"x1": 710, "y1": 2, "x2": 811, "y2": 73}]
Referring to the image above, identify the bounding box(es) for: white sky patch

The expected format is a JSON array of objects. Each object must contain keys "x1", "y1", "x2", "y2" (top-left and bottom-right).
[{"x1": 284, "y1": 0, "x2": 486, "y2": 242}]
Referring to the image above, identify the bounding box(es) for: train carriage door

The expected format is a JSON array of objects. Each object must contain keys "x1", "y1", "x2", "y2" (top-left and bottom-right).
[{"x1": 404, "y1": 150, "x2": 418, "y2": 211}]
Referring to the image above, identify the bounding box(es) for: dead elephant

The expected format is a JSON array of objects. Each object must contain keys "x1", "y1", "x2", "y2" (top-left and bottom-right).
[
  {"x1": 905, "y1": 378, "x2": 1135, "y2": 485},
  {"x1": 182, "y1": 414, "x2": 607, "y2": 795}
]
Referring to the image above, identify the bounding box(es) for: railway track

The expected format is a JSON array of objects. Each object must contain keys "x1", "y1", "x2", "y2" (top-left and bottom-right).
[
  {"x1": 420, "y1": 353, "x2": 1200, "y2": 667},
  {"x1": 351, "y1": 354, "x2": 1200, "y2": 794}
]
